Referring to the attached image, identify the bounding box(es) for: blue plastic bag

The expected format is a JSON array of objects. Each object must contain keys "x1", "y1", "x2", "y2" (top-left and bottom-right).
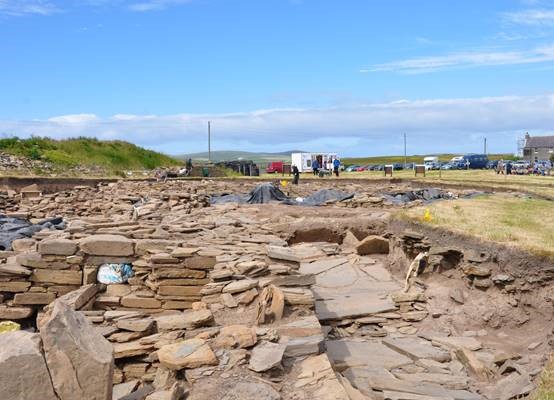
[{"x1": 97, "y1": 263, "x2": 134, "y2": 284}]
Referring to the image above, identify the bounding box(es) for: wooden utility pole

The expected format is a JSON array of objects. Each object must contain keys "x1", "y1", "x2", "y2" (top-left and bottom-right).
[
  {"x1": 484, "y1": 137, "x2": 487, "y2": 154},
  {"x1": 208, "y1": 121, "x2": 211, "y2": 162}
]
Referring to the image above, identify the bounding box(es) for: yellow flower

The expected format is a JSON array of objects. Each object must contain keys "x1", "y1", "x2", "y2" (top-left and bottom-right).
[{"x1": 423, "y1": 208, "x2": 433, "y2": 222}]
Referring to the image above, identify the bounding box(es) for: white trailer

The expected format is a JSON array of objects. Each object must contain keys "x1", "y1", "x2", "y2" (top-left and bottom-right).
[
  {"x1": 423, "y1": 156, "x2": 439, "y2": 164},
  {"x1": 291, "y1": 152, "x2": 338, "y2": 172}
]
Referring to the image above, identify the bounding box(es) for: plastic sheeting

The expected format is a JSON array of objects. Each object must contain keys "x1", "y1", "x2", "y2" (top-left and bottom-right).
[
  {"x1": 210, "y1": 183, "x2": 353, "y2": 206},
  {"x1": 301, "y1": 189, "x2": 354, "y2": 206},
  {"x1": 97, "y1": 264, "x2": 134, "y2": 284},
  {"x1": 0, "y1": 215, "x2": 65, "y2": 251},
  {"x1": 382, "y1": 188, "x2": 455, "y2": 205}
]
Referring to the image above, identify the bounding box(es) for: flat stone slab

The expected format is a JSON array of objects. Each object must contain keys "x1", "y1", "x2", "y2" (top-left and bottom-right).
[
  {"x1": 383, "y1": 390, "x2": 454, "y2": 400},
  {"x1": 299, "y1": 257, "x2": 349, "y2": 275},
  {"x1": 326, "y1": 339, "x2": 412, "y2": 370},
  {"x1": 248, "y1": 342, "x2": 286, "y2": 372},
  {"x1": 277, "y1": 316, "x2": 324, "y2": 357},
  {"x1": 359, "y1": 263, "x2": 394, "y2": 282},
  {"x1": 158, "y1": 338, "x2": 218, "y2": 370},
  {"x1": 369, "y1": 373, "x2": 483, "y2": 400},
  {"x1": 430, "y1": 337, "x2": 482, "y2": 352},
  {"x1": 315, "y1": 293, "x2": 397, "y2": 321},
  {"x1": 311, "y1": 261, "x2": 401, "y2": 301},
  {"x1": 483, "y1": 372, "x2": 535, "y2": 400},
  {"x1": 382, "y1": 337, "x2": 451, "y2": 363},
  {"x1": 267, "y1": 244, "x2": 325, "y2": 263},
  {"x1": 394, "y1": 372, "x2": 469, "y2": 390},
  {"x1": 314, "y1": 262, "x2": 359, "y2": 288}
]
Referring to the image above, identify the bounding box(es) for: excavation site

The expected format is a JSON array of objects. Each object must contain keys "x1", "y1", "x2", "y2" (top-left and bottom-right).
[{"x1": 0, "y1": 178, "x2": 552, "y2": 400}]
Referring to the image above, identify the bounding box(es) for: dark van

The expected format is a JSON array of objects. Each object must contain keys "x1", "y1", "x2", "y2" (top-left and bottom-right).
[{"x1": 460, "y1": 154, "x2": 489, "y2": 169}]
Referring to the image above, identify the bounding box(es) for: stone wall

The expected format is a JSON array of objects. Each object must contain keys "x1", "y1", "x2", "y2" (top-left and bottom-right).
[{"x1": 0, "y1": 234, "x2": 216, "y2": 321}]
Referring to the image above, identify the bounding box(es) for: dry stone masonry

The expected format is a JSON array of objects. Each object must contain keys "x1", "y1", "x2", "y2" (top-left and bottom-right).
[{"x1": 0, "y1": 179, "x2": 551, "y2": 400}]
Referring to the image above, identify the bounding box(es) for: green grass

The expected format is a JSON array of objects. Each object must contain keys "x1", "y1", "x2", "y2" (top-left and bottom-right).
[
  {"x1": 269, "y1": 169, "x2": 554, "y2": 199},
  {"x1": 0, "y1": 136, "x2": 180, "y2": 174},
  {"x1": 400, "y1": 194, "x2": 554, "y2": 259},
  {"x1": 534, "y1": 357, "x2": 554, "y2": 399}
]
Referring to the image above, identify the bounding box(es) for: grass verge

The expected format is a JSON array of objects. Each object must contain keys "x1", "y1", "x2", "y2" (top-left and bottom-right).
[
  {"x1": 0, "y1": 136, "x2": 180, "y2": 173},
  {"x1": 534, "y1": 356, "x2": 554, "y2": 399},
  {"x1": 399, "y1": 193, "x2": 554, "y2": 259}
]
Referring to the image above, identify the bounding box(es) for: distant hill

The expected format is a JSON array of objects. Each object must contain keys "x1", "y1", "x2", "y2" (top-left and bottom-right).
[
  {"x1": 0, "y1": 137, "x2": 180, "y2": 172},
  {"x1": 178, "y1": 150, "x2": 304, "y2": 164}
]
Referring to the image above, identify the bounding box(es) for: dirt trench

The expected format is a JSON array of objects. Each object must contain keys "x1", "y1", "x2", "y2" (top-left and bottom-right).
[{"x1": 284, "y1": 215, "x2": 554, "y2": 399}]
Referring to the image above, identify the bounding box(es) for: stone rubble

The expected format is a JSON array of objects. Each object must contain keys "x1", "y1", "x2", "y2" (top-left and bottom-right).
[{"x1": 0, "y1": 179, "x2": 550, "y2": 399}]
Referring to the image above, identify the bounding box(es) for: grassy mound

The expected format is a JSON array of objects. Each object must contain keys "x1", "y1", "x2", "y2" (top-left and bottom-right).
[{"x1": 0, "y1": 137, "x2": 180, "y2": 172}]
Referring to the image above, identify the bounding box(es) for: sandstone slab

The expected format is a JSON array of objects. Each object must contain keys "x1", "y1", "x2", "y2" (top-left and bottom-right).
[
  {"x1": 158, "y1": 338, "x2": 218, "y2": 370},
  {"x1": 155, "y1": 309, "x2": 214, "y2": 331},
  {"x1": 39, "y1": 238, "x2": 78, "y2": 256},
  {"x1": 40, "y1": 301, "x2": 114, "y2": 400},
  {"x1": 80, "y1": 234, "x2": 135, "y2": 256},
  {"x1": 0, "y1": 331, "x2": 58, "y2": 400},
  {"x1": 248, "y1": 341, "x2": 286, "y2": 372}
]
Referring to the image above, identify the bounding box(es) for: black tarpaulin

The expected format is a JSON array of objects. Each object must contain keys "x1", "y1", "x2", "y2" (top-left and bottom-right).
[
  {"x1": 210, "y1": 183, "x2": 353, "y2": 206},
  {"x1": 0, "y1": 215, "x2": 65, "y2": 251}
]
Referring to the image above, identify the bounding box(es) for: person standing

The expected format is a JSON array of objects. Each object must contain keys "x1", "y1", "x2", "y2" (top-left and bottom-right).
[
  {"x1": 333, "y1": 158, "x2": 340, "y2": 177},
  {"x1": 292, "y1": 164, "x2": 300, "y2": 184},
  {"x1": 312, "y1": 159, "x2": 319, "y2": 176},
  {"x1": 186, "y1": 158, "x2": 193, "y2": 176}
]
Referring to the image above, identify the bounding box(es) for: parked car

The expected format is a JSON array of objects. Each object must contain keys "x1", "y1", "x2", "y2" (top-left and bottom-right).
[
  {"x1": 458, "y1": 154, "x2": 489, "y2": 169},
  {"x1": 486, "y1": 160, "x2": 499, "y2": 170},
  {"x1": 266, "y1": 161, "x2": 284, "y2": 174},
  {"x1": 424, "y1": 162, "x2": 440, "y2": 170},
  {"x1": 392, "y1": 163, "x2": 404, "y2": 170},
  {"x1": 440, "y1": 162, "x2": 455, "y2": 170},
  {"x1": 345, "y1": 165, "x2": 360, "y2": 172}
]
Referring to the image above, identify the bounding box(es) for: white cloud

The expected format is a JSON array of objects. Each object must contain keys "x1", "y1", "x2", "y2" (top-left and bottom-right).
[
  {"x1": 128, "y1": 0, "x2": 192, "y2": 12},
  {"x1": 2, "y1": 94, "x2": 553, "y2": 156},
  {"x1": 47, "y1": 114, "x2": 99, "y2": 124},
  {"x1": 0, "y1": 0, "x2": 58, "y2": 16},
  {"x1": 366, "y1": 44, "x2": 554, "y2": 74},
  {"x1": 503, "y1": 8, "x2": 554, "y2": 26},
  {"x1": 0, "y1": 0, "x2": 194, "y2": 16}
]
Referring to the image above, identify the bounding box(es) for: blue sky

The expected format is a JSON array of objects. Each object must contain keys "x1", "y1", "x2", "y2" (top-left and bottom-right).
[{"x1": 1, "y1": 0, "x2": 554, "y2": 156}]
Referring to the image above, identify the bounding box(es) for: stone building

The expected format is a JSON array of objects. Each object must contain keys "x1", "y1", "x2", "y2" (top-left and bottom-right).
[{"x1": 523, "y1": 133, "x2": 554, "y2": 163}]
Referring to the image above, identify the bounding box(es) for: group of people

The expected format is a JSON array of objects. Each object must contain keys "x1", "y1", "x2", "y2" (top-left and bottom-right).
[
  {"x1": 155, "y1": 158, "x2": 194, "y2": 182},
  {"x1": 291, "y1": 157, "x2": 341, "y2": 185},
  {"x1": 496, "y1": 160, "x2": 552, "y2": 176},
  {"x1": 311, "y1": 158, "x2": 341, "y2": 177},
  {"x1": 495, "y1": 160, "x2": 511, "y2": 175}
]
